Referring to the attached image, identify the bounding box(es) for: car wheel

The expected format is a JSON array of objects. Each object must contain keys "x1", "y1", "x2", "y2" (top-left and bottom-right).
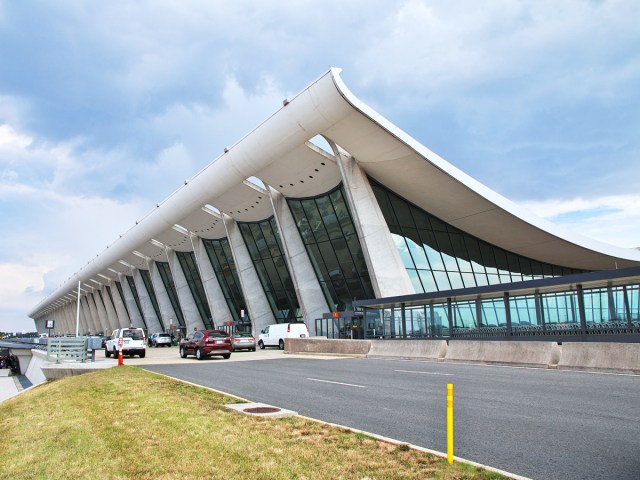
[
  {"x1": 113, "y1": 348, "x2": 118, "y2": 358},
  {"x1": 196, "y1": 348, "x2": 204, "y2": 360},
  {"x1": 222, "y1": 354, "x2": 230, "y2": 359},
  {"x1": 258, "y1": 340, "x2": 265, "y2": 350},
  {"x1": 105, "y1": 347, "x2": 111, "y2": 357},
  {"x1": 251, "y1": 347, "x2": 256, "y2": 352},
  {"x1": 180, "y1": 347, "x2": 187, "y2": 358},
  {"x1": 279, "y1": 339, "x2": 285, "y2": 350},
  {"x1": 139, "y1": 351, "x2": 146, "y2": 358}
]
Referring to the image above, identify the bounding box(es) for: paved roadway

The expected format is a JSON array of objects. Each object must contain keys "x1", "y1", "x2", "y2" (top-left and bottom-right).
[{"x1": 135, "y1": 347, "x2": 640, "y2": 480}]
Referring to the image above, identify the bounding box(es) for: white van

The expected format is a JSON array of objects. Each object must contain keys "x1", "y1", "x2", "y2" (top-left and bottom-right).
[{"x1": 258, "y1": 323, "x2": 309, "y2": 350}]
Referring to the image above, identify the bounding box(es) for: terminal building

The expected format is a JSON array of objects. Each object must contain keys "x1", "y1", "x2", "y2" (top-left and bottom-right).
[{"x1": 28, "y1": 68, "x2": 640, "y2": 343}]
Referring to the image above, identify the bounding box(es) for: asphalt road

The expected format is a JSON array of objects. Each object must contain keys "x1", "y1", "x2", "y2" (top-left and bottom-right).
[{"x1": 142, "y1": 353, "x2": 640, "y2": 480}]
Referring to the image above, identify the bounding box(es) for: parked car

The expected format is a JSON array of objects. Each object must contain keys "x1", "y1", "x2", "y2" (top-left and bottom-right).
[
  {"x1": 151, "y1": 332, "x2": 173, "y2": 347},
  {"x1": 179, "y1": 329, "x2": 232, "y2": 360},
  {"x1": 230, "y1": 332, "x2": 256, "y2": 351},
  {"x1": 105, "y1": 327, "x2": 146, "y2": 358},
  {"x1": 258, "y1": 322, "x2": 309, "y2": 350}
]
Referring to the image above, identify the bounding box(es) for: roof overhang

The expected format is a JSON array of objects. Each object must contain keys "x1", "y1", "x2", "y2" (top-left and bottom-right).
[{"x1": 29, "y1": 68, "x2": 640, "y2": 319}]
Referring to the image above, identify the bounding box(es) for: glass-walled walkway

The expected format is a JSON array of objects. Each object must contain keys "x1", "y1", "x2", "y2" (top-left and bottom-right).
[{"x1": 349, "y1": 267, "x2": 640, "y2": 342}]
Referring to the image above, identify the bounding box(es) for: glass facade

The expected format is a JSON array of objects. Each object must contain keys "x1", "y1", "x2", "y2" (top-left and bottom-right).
[
  {"x1": 202, "y1": 238, "x2": 250, "y2": 328},
  {"x1": 288, "y1": 185, "x2": 374, "y2": 311},
  {"x1": 239, "y1": 217, "x2": 301, "y2": 322},
  {"x1": 156, "y1": 261, "x2": 186, "y2": 332},
  {"x1": 140, "y1": 269, "x2": 164, "y2": 331},
  {"x1": 125, "y1": 275, "x2": 148, "y2": 331},
  {"x1": 371, "y1": 180, "x2": 584, "y2": 293},
  {"x1": 176, "y1": 251, "x2": 214, "y2": 329},
  {"x1": 354, "y1": 281, "x2": 640, "y2": 340}
]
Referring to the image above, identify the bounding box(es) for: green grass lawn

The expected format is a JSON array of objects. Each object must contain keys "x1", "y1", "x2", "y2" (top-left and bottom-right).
[{"x1": 0, "y1": 367, "x2": 506, "y2": 479}]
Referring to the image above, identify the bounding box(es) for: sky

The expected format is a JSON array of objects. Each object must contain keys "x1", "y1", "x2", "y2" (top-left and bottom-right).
[{"x1": 1, "y1": 0, "x2": 639, "y2": 333}]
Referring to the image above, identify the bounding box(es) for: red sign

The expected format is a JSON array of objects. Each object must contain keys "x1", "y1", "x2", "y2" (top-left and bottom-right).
[{"x1": 332, "y1": 311, "x2": 339, "y2": 318}]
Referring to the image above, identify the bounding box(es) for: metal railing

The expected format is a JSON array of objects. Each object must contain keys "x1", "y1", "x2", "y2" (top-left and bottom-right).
[{"x1": 46, "y1": 337, "x2": 88, "y2": 363}]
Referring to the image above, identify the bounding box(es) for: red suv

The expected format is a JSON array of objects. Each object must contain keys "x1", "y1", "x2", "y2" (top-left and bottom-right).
[{"x1": 179, "y1": 330, "x2": 232, "y2": 360}]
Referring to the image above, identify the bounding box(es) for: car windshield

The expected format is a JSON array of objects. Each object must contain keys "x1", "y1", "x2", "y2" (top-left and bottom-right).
[
  {"x1": 235, "y1": 333, "x2": 252, "y2": 337},
  {"x1": 158, "y1": 334, "x2": 170, "y2": 338},
  {"x1": 123, "y1": 330, "x2": 144, "y2": 340}
]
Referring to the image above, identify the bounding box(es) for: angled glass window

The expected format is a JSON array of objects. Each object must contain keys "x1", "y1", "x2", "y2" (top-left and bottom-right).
[
  {"x1": 156, "y1": 261, "x2": 186, "y2": 331},
  {"x1": 176, "y1": 251, "x2": 214, "y2": 329},
  {"x1": 288, "y1": 185, "x2": 375, "y2": 311},
  {"x1": 202, "y1": 237, "x2": 250, "y2": 327},
  {"x1": 239, "y1": 217, "x2": 301, "y2": 322},
  {"x1": 139, "y1": 269, "x2": 164, "y2": 331},
  {"x1": 370, "y1": 179, "x2": 585, "y2": 294},
  {"x1": 125, "y1": 275, "x2": 148, "y2": 330}
]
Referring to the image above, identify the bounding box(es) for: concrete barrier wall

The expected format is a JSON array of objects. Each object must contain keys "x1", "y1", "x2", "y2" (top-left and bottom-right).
[
  {"x1": 368, "y1": 340, "x2": 448, "y2": 361},
  {"x1": 557, "y1": 342, "x2": 640, "y2": 374},
  {"x1": 25, "y1": 350, "x2": 47, "y2": 386},
  {"x1": 286, "y1": 338, "x2": 371, "y2": 355},
  {"x1": 282, "y1": 337, "x2": 640, "y2": 372},
  {"x1": 445, "y1": 340, "x2": 560, "y2": 368},
  {"x1": 8, "y1": 348, "x2": 33, "y2": 375}
]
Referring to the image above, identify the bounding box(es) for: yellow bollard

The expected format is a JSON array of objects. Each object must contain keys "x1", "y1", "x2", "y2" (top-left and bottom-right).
[{"x1": 447, "y1": 383, "x2": 454, "y2": 464}]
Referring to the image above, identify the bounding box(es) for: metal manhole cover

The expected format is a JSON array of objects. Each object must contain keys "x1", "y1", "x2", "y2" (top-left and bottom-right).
[{"x1": 243, "y1": 406, "x2": 281, "y2": 414}]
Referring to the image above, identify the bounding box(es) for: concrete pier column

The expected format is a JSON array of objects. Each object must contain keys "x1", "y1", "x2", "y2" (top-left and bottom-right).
[
  {"x1": 166, "y1": 249, "x2": 205, "y2": 332},
  {"x1": 132, "y1": 268, "x2": 163, "y2": 334},
  {"x1": 117, "y1": 273, "x2": 145, "y2": 329},
  {"x1": 100, "y1": 285, "x2": 120, "y2": 332},
  {"x1": 81, "y1": 297, "x2": 97, "y2": 334},
  {"x1": 268, "y1": 186, "x2": 327, "y2": 335},
  {"x1": 148, "y1": 259, "x2": 180, "y2": 332},
  {"x1": 192, "y1": 236, "x2": 233, "y2": 327},
  {"x1": 223, "y1": 214, "x2": 275, "y2": 337},
  {"x1": 109, "y1": 280, "x2": 131, "y2": 328},
  {"x1": 329, "y1": 140, "x2": 414, "y2": 298},
  {"x1": 91, "y1": 291, "x2": 110, "y2": 335}
]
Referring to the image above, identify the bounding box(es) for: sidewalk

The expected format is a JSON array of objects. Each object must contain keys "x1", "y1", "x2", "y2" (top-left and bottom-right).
[{"x1": 0, "y1": 370, "x2": 20, "y2": 403}]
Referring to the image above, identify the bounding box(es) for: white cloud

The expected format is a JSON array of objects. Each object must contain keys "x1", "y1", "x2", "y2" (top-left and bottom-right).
[
  {"x1": 522, "y1": 194, "x2": 640, "y2": 248},
  {"x1": 358, "y1": 0, "x2": 640, "y2": 101}
]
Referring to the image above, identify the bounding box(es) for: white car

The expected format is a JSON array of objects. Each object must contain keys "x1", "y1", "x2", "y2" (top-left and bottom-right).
[
  {"x1": 258, "y1": 322, "x2": 309, "y2": 350},
  {"x1": 105, "y1": 328, "x2": 146, "y2": 358}
]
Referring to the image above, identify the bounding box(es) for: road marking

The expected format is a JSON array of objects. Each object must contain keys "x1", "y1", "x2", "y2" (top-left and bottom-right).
[
  {"x1": 307, "y1": 378, "x2": 366, "y2": 388},
  {"x1": 395, "y1": 369, "x2": 453, "y2": 376}
]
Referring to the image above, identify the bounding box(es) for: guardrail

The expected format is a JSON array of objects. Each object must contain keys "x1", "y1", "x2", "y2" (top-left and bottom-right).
[{"x1": 46, "y1": 337, "x2": 88, "y2": 363}]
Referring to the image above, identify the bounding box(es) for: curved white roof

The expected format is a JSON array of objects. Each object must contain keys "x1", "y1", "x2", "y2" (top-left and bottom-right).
[{"x1": 30, "y1": 68, "x2": 640, "y2": 318}]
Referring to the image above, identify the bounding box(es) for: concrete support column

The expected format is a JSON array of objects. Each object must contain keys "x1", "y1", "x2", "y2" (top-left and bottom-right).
[
  {"x1": 148, "y1": 260, "x2": 181, "y2": 332},
  {"x1": 54, "y1": 305, "x2": 67, "y2": 333},
  {"x1": 80, "y1": 297, "x2": 96, "y2": 335},
  {"x1": 117, "y1": 273, "x2": 145, "y2": 329},
  {"x1": 109, "y1": 280, "x2": 130, "y2": 329},
  {"x1": 63, "y1": 304, "x2": 75, "y2": 335},
  {"x1": 133, "y1": 268, "x2": 163, "y2": 334},
  {"x1": 329, "y1": 141, "x2": 414, "y2": 298},
  {"x1": 223, "y1": 214, "x2": 274, "y2": 337},
  {"x1": 101, "y1": 285, "x2": 120, "y2": 332},
  {"x1": 166, "y1": 248, "x2": 205, "y2": 332},
  {"x1": 86, "y1": 291, "x2": 105, "y2": 335},
  {"x1": 51, "y1": 310, "x2": 61, "y2": 335},
  {"x1": 268, "y1": 186, "x2": 327, "y2": 335},
  {"x1": 92, "y1": 291, "x2": 110, "y2": 335},
  {"x1": 52, "y1": 308, "x2": 64, "y2": 335},
  {"x1": 192, "y1": 236, "x2": 233, "y2": 327}
]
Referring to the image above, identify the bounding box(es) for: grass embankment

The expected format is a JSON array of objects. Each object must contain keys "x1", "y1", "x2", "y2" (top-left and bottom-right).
[{"x1": 1, "y1": 367, "x2": 505, "y2": 480}]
